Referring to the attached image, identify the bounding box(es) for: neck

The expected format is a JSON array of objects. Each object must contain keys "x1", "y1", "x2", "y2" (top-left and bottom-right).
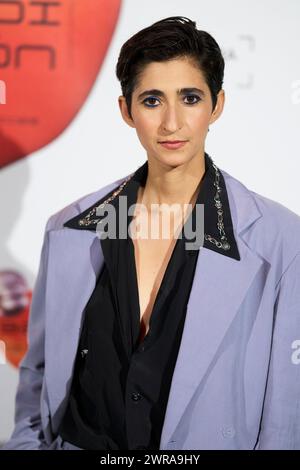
[{"x1": 138, "y1": 152, "x2": 206, "y2": 209}]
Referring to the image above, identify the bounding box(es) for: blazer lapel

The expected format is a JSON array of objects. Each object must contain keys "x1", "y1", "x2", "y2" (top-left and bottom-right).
[
  {"x1": 44, "y1": 225, "x2": 104, "y2": 423},
  {"x1": 44, "y1": 181, "x2": 122, "y2": 423},
  {"x1": 159, "y1": 175, "x2": 264, "y2": 449}
]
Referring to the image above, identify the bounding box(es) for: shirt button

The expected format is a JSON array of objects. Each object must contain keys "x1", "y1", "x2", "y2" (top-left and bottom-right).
[
  {"x1": 131, "y1": 392, "x2": 142, "y2": 402},
  {"x1": 80, "y1": 349, "x2": 88, "y2": 358}
]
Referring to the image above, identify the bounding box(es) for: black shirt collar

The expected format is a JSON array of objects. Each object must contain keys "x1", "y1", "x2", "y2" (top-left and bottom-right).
[{"x1": 64, "y1": 153, "x2": 240, "y2": 261}]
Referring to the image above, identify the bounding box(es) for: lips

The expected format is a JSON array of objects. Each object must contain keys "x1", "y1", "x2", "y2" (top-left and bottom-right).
[
  {"x1": 159, "y1": 141, "x2": 187, "y2": 150},
  {"x1": 159, "y1": 141, "x2": 186, "y2": 143}
]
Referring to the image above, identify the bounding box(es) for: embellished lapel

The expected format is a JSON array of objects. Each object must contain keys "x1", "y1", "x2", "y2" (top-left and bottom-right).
[{"x1": 63, "y1": 153, "x2": 240, "y2": 261}]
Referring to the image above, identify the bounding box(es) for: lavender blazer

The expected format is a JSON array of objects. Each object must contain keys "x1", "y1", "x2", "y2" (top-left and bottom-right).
[{"x1": 3, "y1": 165, "x2": 300, "y2": 450}]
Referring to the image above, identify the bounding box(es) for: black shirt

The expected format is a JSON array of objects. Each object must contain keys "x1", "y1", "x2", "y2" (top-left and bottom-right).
[{"x1": 58, "y1": 153, "x2": 240, "y2": 450}]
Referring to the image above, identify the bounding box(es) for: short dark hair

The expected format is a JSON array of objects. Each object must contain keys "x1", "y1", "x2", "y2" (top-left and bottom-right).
[{"x1": 115, "y1": 16, "x2": 225, "y2": 120}]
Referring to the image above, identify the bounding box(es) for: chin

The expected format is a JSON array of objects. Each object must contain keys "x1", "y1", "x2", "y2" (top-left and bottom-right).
[{"x1": 155, "y1": 152, "x2": 193, "y2": 169}]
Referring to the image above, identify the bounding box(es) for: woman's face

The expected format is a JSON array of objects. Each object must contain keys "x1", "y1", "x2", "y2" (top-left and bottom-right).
[{"x1": 119, "y1": 57, "x2": 225, "y2": 168}]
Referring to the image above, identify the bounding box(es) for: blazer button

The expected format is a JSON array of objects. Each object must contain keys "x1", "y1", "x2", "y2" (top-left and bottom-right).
[
  {"x1": 131, "y1": 392, "x2": 142, "y2": 401},
  {"x1": 221, "y1": 426, "x2": 235, "y2": 438}
]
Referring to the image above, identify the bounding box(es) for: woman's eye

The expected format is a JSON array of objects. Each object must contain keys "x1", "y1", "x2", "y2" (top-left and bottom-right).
[
  {"x1": 142, "y1": 97, "x2": 159, "y2": 107},
  {"x1": 184, "y1": 94, "x2": 201, "y2": 104},
  {"x1": 142, "y1": 95, "x2": 201, "y2": 107}
]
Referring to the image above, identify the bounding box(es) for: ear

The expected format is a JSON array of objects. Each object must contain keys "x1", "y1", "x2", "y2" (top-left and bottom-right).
[
  {"x1": 209, "y1": 89, "x2": 225, "y2": 126},
  {"x1": 118, "y1": 95, "x2": 136, "y2": 128}
]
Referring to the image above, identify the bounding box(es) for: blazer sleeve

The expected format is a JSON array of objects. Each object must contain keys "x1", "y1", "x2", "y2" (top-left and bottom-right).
[
  {"x1": 2, "y1": 217, "x2": 53, "y2": 450},
  {"x1": 255, "y1": 252, "x2": 300, "y2": 449}
]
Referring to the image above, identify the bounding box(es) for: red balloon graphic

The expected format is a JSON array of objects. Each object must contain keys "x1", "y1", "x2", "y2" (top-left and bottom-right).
[{"x1": 0, "y1": 0, "x2": 122, "y2": 168}]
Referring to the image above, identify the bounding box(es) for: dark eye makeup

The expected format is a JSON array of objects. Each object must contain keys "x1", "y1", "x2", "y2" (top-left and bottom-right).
[{"x1": 142, "y1": 94, "x2": 202, "y2": 107}]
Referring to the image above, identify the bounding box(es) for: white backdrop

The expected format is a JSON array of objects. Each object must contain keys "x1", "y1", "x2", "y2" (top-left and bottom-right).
[{"x1": 0, "y1": 0, "x2": 299, "y2": 443}]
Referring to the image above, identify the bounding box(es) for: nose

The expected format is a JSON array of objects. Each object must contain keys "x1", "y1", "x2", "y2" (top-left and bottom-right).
[{"x1": 160, "y1": 103, "x2": 183, "y2": 133}]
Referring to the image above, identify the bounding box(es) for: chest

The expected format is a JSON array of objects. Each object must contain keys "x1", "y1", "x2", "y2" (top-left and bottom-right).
[
  {"x1": 130, "y1": 189, "x2": 194, "y2": 340},
  {"x1": 131, "y1": 230, "x2": 180, "y2": 346}
]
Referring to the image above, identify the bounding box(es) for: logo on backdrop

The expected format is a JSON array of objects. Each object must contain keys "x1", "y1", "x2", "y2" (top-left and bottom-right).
[
  {"x1": 0, "y1": 270, "x2": 31, "y2": 368},
  {"x1": 0, "y1": 0, "x2": 122, "y2": 168}
]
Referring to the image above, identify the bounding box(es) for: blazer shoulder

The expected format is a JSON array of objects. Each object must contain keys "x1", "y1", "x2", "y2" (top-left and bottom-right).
[
  {"x1": 44, "y1": 173, "x2": 132, "y2": 232},
  {"x1": 222, "y1": 168, "x2": 300, "y2": 265},
  {"x1": 253, "y1": 191, "x2": 300, "y2": 274},
  {"x1": 250, "y1": 189, "x2": 300, "y2": 226}
]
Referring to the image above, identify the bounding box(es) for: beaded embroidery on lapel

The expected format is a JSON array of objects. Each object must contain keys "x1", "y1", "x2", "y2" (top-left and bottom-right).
[
  {"x1": 78, "y1": 174, "x2": 133, "y2": 227},
  {"x1": 78, "y1": 156, "x2": 231, "y2": 252}
]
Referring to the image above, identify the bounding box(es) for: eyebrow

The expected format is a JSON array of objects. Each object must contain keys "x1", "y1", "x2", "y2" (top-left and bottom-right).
[{"x1": 137, "y1": 87, "x2": 205, "y2": 101}]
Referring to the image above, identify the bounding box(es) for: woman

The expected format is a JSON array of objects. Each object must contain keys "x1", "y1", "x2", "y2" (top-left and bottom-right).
[{"x1": 3, "y1": 16, "x2": 300, "y2": 450}]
